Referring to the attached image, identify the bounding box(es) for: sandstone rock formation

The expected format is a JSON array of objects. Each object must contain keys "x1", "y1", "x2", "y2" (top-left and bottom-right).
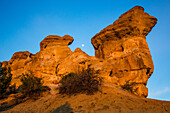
[
  {"x1": 2, "y1": 35, "x2": 74, "y2": 86},
  {"x1": 91, "y1": 6, "x2": 157, "y2": 97},
  {"x1": 2, "y1": 6, "x2": 157, "y2": 97}
]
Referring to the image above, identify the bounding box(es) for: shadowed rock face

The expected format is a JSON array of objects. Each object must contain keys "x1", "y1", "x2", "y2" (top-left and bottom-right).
[{"x1": 2, "y1": 6, "x2": 157, "y2": 97}]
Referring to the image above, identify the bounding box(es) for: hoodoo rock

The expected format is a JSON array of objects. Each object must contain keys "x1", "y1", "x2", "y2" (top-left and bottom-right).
[
  {"x1": 40, "y1": 35, "x2": 74, "y2": 50},
  {"x1": 28, "y1": 35, "x2": 73, "y2": 85},
  {"x1": 2, "y1": 6, "x2": 157, "y2": 97},
  {"x1": 91, "y1": 6, "x2": 157, "y2": 97}
]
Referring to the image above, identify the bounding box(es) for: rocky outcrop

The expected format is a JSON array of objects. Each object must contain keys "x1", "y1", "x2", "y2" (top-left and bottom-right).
[
  {"x1": 91, "y1": 6, "x2": 157, "y2": 59},
  {"x1": 2, "y1": 35, "x2": 74, "y2": 86},
  {"x1": 91, "y1": 6, "x2": 157, "y2": 97},
  {"x1": 40, "y1": 35, "x2": 74, "y2": 51},
  {"x1": 29, "y1": 35, "x2": 73, "y2": 84},
  {"x1": 2, "y1": 6, "x2": 157, "y2": 97},
  {"x1": 56, "y1": 48, "x2": 103, "y2": 77}
]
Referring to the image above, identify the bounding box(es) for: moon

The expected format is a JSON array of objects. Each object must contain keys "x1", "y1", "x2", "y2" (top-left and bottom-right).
[{"x1": 82, "y1": 44, "x2": 85, "y2": 47}]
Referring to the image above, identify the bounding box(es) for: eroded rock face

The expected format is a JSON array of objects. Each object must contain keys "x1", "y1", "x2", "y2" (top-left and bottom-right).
[
  {"x1": 2, "y1": 6, "x2": 157, "y2": 97},
  {"x1": 40, "y1": 35, "x2": 74, "y2": 50},
  {"x1": 91, "y1": 6, "x2": 157, "y2": 59},
  {"x1": 91, "y1": 6, "x2": 157, "y2": 97},
  {"x1": 32, "y1": 35, "x2": 73, "y2": 77},
  {"x1": 56, "y1": 48, "x2": 103, "y2": 77},
  {"x1": 2, "y1": 35, "x2": 73, "y2": 86}
]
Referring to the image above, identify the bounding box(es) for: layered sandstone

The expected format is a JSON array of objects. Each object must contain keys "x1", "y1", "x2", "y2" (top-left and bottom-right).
[{"x1": 2, "y1": 6, "x2": 157, "y2": 97}]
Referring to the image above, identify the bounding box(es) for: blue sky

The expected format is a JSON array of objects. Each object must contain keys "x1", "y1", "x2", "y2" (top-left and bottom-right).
[{"x1": 0, "y1": 0, "x2": 170, "y2": 101}]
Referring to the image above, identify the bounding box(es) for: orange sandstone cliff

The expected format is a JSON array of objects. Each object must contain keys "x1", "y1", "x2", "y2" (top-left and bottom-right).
[{"x1": 2, "y1": 6, "x2": 157, "y2": 97}]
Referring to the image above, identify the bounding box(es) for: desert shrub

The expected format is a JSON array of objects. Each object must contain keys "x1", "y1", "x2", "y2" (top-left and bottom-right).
[
  {"x1": 0, "y1": 62, "x2": 13, "y2": 99},
  {"x1": 59, "y1": 68, "x2": 102, "y2": 95},
  {"x1": 20, "y1": 72, "x2": 43, "y2": 97}
]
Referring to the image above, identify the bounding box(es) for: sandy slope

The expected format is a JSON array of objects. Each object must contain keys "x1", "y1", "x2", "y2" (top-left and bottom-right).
[{"x1": 1, "y1": 86, "x2": 170, "y2": 113}]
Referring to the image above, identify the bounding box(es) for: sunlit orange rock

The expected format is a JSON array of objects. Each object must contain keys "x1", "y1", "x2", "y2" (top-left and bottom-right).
[
  {"x1": 91, "y1": 6, "x2": 157, "y2": 97},
  {"x1": 2, "y1": 6, "x2": 157, "y2": 97},
  {"x1": 2, "y1": 35, "x2": 73, "y2": 86}
]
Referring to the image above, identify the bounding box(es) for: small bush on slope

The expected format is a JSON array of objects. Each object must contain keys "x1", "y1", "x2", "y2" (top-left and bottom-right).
[
  {"x1": 59, "y1": 68, "x2": 102, "y2": 95},
  {"x1": 20, "y1": 72, "x2": 43, "y2": 97},
  {"x1": 0, "y1": 62, "x2": 12, "y2": 99}
]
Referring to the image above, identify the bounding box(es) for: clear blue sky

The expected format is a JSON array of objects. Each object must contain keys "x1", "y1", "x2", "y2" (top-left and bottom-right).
[{"x1": 0, "y1": 0, "x2": 170, "y2": 101}]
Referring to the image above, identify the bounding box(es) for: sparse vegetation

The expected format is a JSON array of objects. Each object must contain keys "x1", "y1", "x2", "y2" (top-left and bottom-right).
[
  {"x1": 20, "y1": 72, "x2": 43, "y2": 97},
  {"x1": 0, "y1": 62, "x2": 13, "y2": 99},
  {"x1": 59, "y1": 67, "x2": 102, "y2": 95}
]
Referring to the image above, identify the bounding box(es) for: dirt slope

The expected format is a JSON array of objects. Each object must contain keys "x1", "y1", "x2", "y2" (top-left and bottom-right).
[{"x1": 1, "y1": 86, "x2": 170, "y2": 113}]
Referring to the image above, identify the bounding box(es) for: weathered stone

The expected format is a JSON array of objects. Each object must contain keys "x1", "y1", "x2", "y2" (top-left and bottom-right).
[
  {"x1": 56, "y1": 48, "x2": 102, "y2": 77},
  {"x1": 132, "y1": 84, "x2": 148, "y2": 97},
  {"x1": 90, "y1": 6, "x2": 157, "y2": 97},
  {"x1": 40, "y1": 35, "x2": 74, "y2": 51},
  {"x1": 2, "y1": 35, "x2": 73, "y2": 86},
  {"x1": 91, "y1": 6, "x2": 157, "y2": 59},
  {"x1": 2, "y1": 6, "x2": 157, "y2": 97}
]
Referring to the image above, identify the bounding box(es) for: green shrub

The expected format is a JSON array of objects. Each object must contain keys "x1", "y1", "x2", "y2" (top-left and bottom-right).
[
  {"x1": 59, "y1": 68, "x2": 102, "y2": 95},
  {"x1": 0, "y1": 62, "x2": 12, "y2": 99},
  {"x1": 20, "y1": 72, "x2": 43, "y2": 97}
]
